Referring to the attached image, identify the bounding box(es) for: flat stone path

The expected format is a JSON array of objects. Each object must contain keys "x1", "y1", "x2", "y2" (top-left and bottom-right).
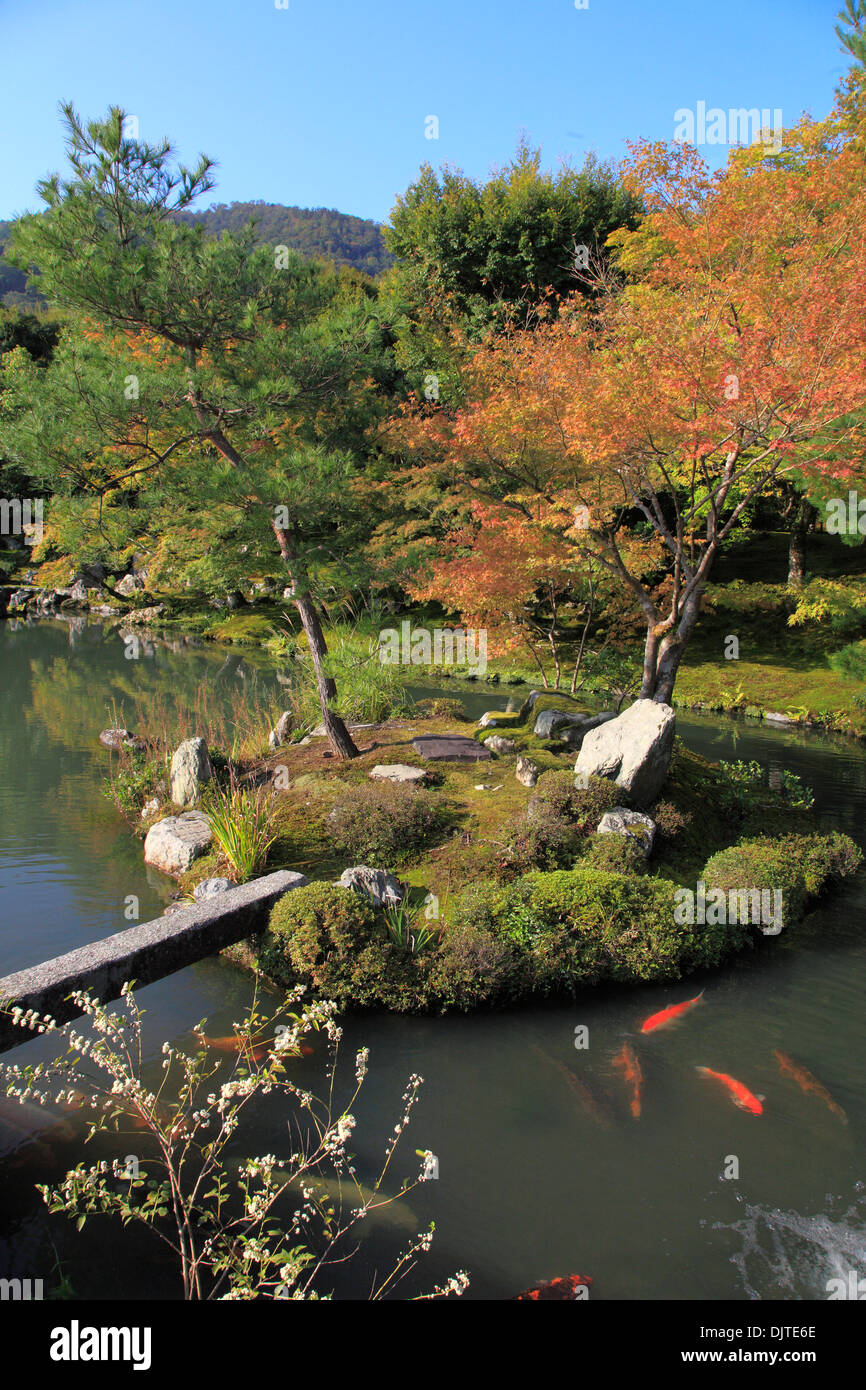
[{"x1": 412, "y1": 734, "x2": 492, "y2": 761}]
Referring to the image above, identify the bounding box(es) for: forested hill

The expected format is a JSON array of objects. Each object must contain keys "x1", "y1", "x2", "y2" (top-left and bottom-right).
[
  {"x1": 177, "y1": 203, "x2": 392, "y2": 277},
  {"x1": 0, "y1": 202, "x2": 393, "y2": 302}
]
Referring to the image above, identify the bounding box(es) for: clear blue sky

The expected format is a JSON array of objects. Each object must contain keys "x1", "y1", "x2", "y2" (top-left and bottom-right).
[{"x1": 0, "y1": 0, "x2": 850, "y2": 227}]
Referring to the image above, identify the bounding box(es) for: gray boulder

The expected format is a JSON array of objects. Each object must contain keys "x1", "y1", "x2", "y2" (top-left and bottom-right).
[
  {"x1": 516, "y1": 755, "x2": 540, "y2": 788},
  {"x1": 337, "y1": 865, "x2": 403, "y2": 908},
  {"x1": 114, "y1": 573, "x2": 143, "y2": 598},
  {"x1": 575, "y1": 699, "x2": 675, "y2": 804},
  {"x1": 144, "y1": 812, "x2": 213, "y2": 875},
  {"x1": 170, "y1": 737, "x2": 213, "y2": 807},
  {"x1": 597, "y1": 807, "x2": 657, "y2": 858},
  {"x1": 533, "y1": 708, "x2": 589, "y2": 738},
  {"x1": 268, "y1": 711, "x2": 293, "y2": 750}
]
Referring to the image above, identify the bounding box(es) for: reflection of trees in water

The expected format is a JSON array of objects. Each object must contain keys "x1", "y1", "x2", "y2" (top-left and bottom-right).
[{"x1": 9, "y1": 621, "x2": 287, "y2": 761}]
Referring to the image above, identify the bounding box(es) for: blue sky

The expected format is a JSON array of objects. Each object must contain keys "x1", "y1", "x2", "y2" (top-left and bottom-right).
[{"x1": 0, "y1": 0, "x2": 851, "y2": 227}]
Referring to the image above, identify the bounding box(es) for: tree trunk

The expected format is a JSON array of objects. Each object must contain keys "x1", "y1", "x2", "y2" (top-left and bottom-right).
[
  {"x1": 273, "y1": 524, "x2": 359, "y2": 760},
  {"x1": 640, "y1": 585, "x2": 706, "y2": 704},
  {"x1": 787, "y1": 499, "x2": 814, "y2": 589}
]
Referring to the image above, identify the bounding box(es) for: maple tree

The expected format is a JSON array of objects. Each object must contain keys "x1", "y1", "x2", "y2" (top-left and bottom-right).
[{"x1": 392, "y1": 100, "x2": 866, "y2": 703}]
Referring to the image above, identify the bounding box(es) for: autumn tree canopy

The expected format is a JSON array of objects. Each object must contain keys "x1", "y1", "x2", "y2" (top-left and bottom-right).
[{"x1": 393, "y1": 101, "x2": 866, "y2": 703}]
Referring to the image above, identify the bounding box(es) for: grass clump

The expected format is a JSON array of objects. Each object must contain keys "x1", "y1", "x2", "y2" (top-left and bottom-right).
[{"x1": 205, "y1": 783, "x2": 277, "y2": 881}]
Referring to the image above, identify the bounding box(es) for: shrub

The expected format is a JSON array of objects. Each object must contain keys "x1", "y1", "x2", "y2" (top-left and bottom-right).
[
  {"x1": 652, "y1": 799, "x2": 689, "y2": 843},
  {"x1": 528, "y1": 771, "x2": 622, "y2": 834},
  {"x1": 424, "y1": 923, "x2": 521, "y2": 1011},
  {"x1": 447, "y1": 869, "x2": 722, "y2": 993},
  {"x1": 701, "y1": 832, "x2": 860, "y2": 928},
  {"x1": 414, "y1": 697, "x2": 468, "y2": 721},
  {"x1": 496, "y1": 804, "x2": 584, "y2": 878},
  {"x1": 581, "y1": 833, "x2": 646, "y2": 874},
  {"x1": 261, "y1": 883, "x2": 423, "y2": 1009},
  {"x1": 328, "y1": 782, "x2": 444, "y2": 866},
  {"x1": 518, "y1": 870, "x2": 686, "y2": 988}
]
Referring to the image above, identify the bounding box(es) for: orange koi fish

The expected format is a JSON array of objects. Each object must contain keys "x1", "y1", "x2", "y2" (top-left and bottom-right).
[
  {"x1": 696, "y1": 1067, "x2": 764, "y2": 1115},
  {"x1": 612, "y1": 1042, "x2": 643, "y2": 1118},
  {"x1": 513, "y1": 1274, "x2": 592, "y2": 1301},
  {"x1": 640, "y1": 991, "x2": 704, "y2": 1034},
  {"x1": 773, "y1": 1050, "x2": 847, "y2": 1125},
  {"x1": 197, "y1": 1034, "x2": 314, "y2": 1063}
]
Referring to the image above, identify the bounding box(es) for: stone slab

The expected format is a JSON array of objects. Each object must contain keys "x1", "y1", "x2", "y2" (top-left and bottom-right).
[
  {"x1": 412, "y1": 734, "x2": 492, "y2": 762},
  {"x1": 0, "y1": 870, "x2": 308, "y2": 1054}
]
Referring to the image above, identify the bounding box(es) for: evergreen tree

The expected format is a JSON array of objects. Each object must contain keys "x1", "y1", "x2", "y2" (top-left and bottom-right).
[{"x1": 0, "y1": 103, "x2": 388, "y2": 758}]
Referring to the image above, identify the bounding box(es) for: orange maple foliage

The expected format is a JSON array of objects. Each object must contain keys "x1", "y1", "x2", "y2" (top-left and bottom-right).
[{"x1": 393, "y1": 102, "x2": 866, "y2": 702}]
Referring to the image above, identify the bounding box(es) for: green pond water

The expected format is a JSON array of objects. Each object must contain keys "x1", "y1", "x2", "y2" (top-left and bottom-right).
[{"x1": 1, "y1": 614, "x2": 865, "y2": 1300}]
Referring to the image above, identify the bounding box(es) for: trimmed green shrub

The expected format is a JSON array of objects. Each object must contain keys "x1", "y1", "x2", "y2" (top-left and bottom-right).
[
  {"x1": 328, "y1": 781, "x2": 444, "y2": 866},
  {"x1": 528, "y1": 771, "x2": 623, "y2": 834},
  {"x1": 261, "y1": 882, "x2": 422, "y2": 1009},
  {"x1": 581, "y1": 833, "x2": 646, "y2": 874},
  {"x1": 424, "y1": 923, "x2": 521, "y2": 1011},
  {"x1": 448, "y1": 868, "x2": 734, "y2": 993},
  {"x1": 702, "y1": 832, "x2": 861, "y2": 928}
]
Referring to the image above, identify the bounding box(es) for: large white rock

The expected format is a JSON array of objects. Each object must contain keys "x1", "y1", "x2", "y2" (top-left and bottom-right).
[
  {"x1": 575, "y1": 699, "x2": 676, "y2": 804},
  {"x1": 144, "y1": 813, "x2": 213, "y2": 875},
  {"x1": 597, "y1": 808, "x2": 657, "y2": 858},
  {"x1": 170, "y1": 737, "x2": 212, "y2": 807}
]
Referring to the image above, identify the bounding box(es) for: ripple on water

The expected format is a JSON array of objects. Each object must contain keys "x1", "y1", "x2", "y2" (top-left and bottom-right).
[{"x1": 714, "y1": 1186, "x2": 866, "y2": 1300}]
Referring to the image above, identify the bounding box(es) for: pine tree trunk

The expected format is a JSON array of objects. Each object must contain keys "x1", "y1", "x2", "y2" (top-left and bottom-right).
[{"x1": 273, "y1": 524, "x2": 359, "y2": 760}]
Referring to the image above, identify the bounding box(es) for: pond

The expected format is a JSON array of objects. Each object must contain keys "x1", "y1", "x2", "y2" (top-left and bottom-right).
[{"x1": 0, "y1": 615, "x2": 864, "y2": 1300}]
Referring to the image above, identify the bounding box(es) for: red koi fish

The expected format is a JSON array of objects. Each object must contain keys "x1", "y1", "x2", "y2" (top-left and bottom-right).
[
  {"x1": 196, "y1": 1035, "x2": 314, "y2": 1062},
  {"x1": 512, "y1": 1274, "x2": 592, "y2": 1301},
  {"x1": 773, "y1": 1050, "x2": 847, "y2": 1125},
  {"x1": 612, "y1": 1042, "x2": 643, "y2": 1118},
  {"x1": 640, "y1": 991, "x2": 704, "y2": 1034},
  {"x1": 696, "y1": 1067, "x2": 764, "y2": 1115}
]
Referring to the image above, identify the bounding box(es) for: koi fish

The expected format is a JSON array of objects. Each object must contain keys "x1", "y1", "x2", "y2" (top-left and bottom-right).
[
  {"x1": 196, "y1": 1035, "x2": 314, "y2": 1063},
  {"x1": 612, "y1": 1042, "x2": 643, "y2": 1118},
  {"x1": 513, "y1": 1274, "x2": 592, "y2": 1301},
  {"x1": 532, "y1": 1045, "x2": 613, "y2": 1129},
  {"x1": 773, "y1": 1050, "x2": 847, "y2": 1125},
  {"x1": 640, "y1": 991, "x2": 704, "y2": 1034},
  {"x1": 696, "y1": 1066, "x2": 764, "y2": 1115}
]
